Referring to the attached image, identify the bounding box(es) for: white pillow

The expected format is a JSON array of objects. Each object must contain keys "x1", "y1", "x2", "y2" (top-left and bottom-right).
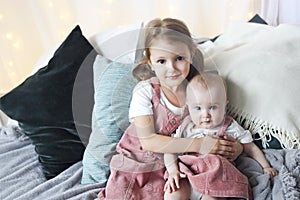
[
  {"x1": 33, "y1": 23, "x2": 144, "y2": 73},
  {"x1": 89, "y1": 23, "x2": 143, "y2": 63},
  {"x1": 200, "y1": 22, "x2": 300, "y2": 149}
]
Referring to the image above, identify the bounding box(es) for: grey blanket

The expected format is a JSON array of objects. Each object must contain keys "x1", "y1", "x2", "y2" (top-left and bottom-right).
[
  {"x1": 236, "y1": 149, "x2": 300, "y2": 200},
  {"x1": 0, "y1": 125, "x2": 299, "y2": 200},
  {"x1": 0, "y1": 125, "x2": 102, "y2": 200}
]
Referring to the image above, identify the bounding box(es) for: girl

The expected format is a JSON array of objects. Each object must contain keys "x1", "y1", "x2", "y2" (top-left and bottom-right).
[{"x1": 98, "y1": 18, "x2": 243, "y2": 200}]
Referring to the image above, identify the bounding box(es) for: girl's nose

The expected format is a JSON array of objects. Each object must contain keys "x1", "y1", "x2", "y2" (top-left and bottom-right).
[{"x1": 167, "y1": 61, "x2": 176, "y2": 70}]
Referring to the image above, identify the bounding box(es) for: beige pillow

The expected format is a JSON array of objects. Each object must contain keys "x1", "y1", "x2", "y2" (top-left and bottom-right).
[{"x1": 200, "y1": 22, "x2": 300, "y2": 149}]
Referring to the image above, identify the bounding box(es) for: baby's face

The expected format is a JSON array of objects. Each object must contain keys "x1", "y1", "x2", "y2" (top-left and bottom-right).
[{"x1": 187, "y1": 83, "x2": 227, "y2": 129}]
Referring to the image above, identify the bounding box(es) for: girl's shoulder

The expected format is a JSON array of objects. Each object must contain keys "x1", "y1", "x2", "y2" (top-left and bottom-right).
[
  {"x1": 133, "y1": 77, "x2": 159, "y2": 93},
  {"x1": 129, "y1": 78, "x2": 158, "y2": 120},
  {"x1": 133, "y1": 79, "x2": 152, "y2": 92},
  {"x1": 132, "y1": 79, "x2": 154, "y2": 101}
]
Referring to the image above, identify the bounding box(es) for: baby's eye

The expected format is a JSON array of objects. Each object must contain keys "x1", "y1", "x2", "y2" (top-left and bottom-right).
[
  {"x1": 209, "y1": 105, "x2": 217, "y2": 110},
  {"x1": 157, "y1": 59, "x2": 165, "y2": 64}
]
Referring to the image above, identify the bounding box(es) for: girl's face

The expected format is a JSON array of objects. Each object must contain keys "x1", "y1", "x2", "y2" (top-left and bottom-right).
[
  {"x1": 148, "y1": 38, "x2": 192, "y2": 89},
  {"x1": 187, "y1": 83, "x2": 227, "y2": 129}
]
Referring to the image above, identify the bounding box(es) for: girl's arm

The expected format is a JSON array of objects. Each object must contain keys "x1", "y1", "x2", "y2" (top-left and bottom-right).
[
  {"x1": 134, "y1": 115, "x2": 242, "y2": 158},
  {"x1": 135, "y1": 115, "x2": 199, "y2": 153}
]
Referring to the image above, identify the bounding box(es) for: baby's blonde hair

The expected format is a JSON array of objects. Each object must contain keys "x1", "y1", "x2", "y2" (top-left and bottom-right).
[{"x1": 186, "y1": 73, "x2": 227, "y2": 103}]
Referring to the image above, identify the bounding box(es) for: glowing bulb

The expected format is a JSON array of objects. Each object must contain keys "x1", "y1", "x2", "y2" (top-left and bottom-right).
[
  {"x1": 48, "y1": 1, "x2": 53, "y2": 7},
  {"x1": 0, "y1": 15, "x2": 3, "y2": 20},
  {"x1": 117, "y1": 24, "x2": 126, "y2": 28},
  {"x1": 12, "y1": 42, "x2": 20, "y2": 48},
  {"x1": 169, "y1": 6, "x2": 175, "y2": 12},
  {"x1": 6, "y1": 33, "x2": 12, "y2": 40},
  {"x1": 61, "y1": 31, "x2": 67, "y2": 38},
  {"x1": 59, "y1": 15, "x2": 65, "y2": 19},
  {"x1": 8, "y1": 61, "x2": 14, "y2": 67},
  {"x1": 9, "y1": 71, "x2": 16, "y2": 77},
  {"x1": 104, "y1": 10, "x2": 111, "y2": 15},
  {"x1": 248, "y1": 12, "x2": 254, "y2": 20}
]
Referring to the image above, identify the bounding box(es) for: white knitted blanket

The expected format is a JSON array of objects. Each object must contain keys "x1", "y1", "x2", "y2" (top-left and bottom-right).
[{"x1": 200, "y1": 22, "x2": 300, "y2": 149}]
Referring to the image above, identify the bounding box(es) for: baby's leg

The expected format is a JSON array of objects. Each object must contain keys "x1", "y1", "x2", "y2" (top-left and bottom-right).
[{"x1": 164, "y1": 178, "x2": 191, "y2": 200}]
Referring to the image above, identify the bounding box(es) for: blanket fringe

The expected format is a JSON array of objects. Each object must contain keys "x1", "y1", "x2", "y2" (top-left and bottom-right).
[{"x1": 227, "y1": 105, "x2": 299, "y2": 149}]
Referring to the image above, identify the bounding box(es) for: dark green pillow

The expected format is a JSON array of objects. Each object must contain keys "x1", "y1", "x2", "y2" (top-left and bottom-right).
[{"x1": 0, "y1": 25, "x2": 96, "y2": 179}]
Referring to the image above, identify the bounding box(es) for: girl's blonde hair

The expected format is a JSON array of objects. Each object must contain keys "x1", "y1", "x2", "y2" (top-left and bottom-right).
[{"x1": 132, "y1": 18, "x2": 204, "y2": 81}]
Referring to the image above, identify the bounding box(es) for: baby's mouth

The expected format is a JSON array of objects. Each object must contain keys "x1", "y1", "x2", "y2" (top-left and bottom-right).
[{"x1": 201, "y1": 118, "x2": 211, "y2": 123}]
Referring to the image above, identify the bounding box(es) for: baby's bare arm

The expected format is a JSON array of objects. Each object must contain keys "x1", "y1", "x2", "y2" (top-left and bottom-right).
[
  {"x1": 164, "y1": 153, "x2": 186, "y2": 193},
  {"x1": 243, "y1": 142, "x2": 278, "y2": 179}
]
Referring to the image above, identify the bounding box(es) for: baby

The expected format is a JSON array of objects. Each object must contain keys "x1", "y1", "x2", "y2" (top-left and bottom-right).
[{"x1": 164, "y1": 73, "x2": 278, "y2": 200}]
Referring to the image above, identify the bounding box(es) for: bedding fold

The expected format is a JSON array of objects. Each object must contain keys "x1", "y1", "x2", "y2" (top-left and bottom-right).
[{"x1": 0, "y1": 125, "x2": 102, "y2": 200}]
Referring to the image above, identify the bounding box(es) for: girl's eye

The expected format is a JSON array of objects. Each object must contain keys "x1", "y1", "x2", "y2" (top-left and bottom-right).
[
  {"x1": 194, "y1": 106, "x2": 201, "y2": 111},
  {"x1": 157, "y1": 59, "x2": 165, "y2": 64},
  {"x1": 176, "y1": 56, "x2": 185, "y2": 61}
]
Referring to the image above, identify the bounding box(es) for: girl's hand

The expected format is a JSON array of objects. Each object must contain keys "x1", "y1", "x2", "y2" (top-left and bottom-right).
[
  {"x1": 200, "y1": 135, "x2": 243, "y2": 161},
  {"x1": 263, "y1": 167, "x2": 278, "y2": 179},
  {"x1": 221, "y1": 135, "x2": 243, "y2": 161},
  {"x1": 164, "y1": 171, "x2": 186, "y2": 193}
]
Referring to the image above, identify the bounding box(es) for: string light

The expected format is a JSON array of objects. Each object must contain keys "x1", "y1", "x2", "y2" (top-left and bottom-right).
[
  {"x1": 169, "y1": 6, "x2": 177, "y2": 13},
  {"x1": 248, "y1": 12, "x2": 254, "y2": 20},
  {"x1": 9, "y1": 71, "x2": 16, "y2": 80},
  {"x1": 59, "y1": 15, "x2": 65, "y2": 19},
  {"x1": 104, "y1": 10, "x2": 111, "y2": 15},
  {"x1": 12, "y1": 42, "x2": 20, "y2": 49},
  {"x1": 6, "y1": 33, "x2": 12, "y2": 40},
  {"x1": 7, "y1": 61, "x2": 14, "y2": 67},
  {"x1": 48, "y1": 1, "x2": 53, "y2": 7}
]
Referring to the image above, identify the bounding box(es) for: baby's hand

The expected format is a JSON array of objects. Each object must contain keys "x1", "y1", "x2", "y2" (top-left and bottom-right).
[
  {"x1": 164, "y1": 172, "x2": 186, "y2": 193},
  {"x1": 263, "y1": 167, "x2": 278, "y2": 179}
]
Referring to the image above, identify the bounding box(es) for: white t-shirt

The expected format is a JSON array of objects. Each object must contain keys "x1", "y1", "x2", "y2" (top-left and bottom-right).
[
  {"x1": 128, "y1": 79, "x2": 185, "y2": 122},
  {"x1": 174, "y1": 118, "x2": 253, "y2": 144}
]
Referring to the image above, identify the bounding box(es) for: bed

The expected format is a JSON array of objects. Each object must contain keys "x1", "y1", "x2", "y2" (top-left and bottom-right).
[{"x1": 0, "y1": 15, "x2": 299, "y2": 200}]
